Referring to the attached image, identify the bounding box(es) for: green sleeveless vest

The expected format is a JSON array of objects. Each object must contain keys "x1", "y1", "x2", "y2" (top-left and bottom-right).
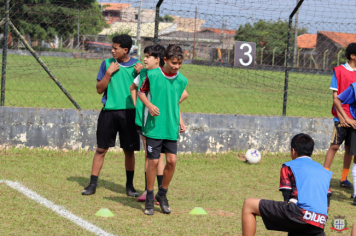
[
  {"x1": 103, "y1": 58, "x2": 139, "y2": 110},
  {"x1": 135, "y1": 68, "x2": 150, "y2": 127},
  {"x1": 142, "y1": 68, "x2": 188, "y2": 141}
]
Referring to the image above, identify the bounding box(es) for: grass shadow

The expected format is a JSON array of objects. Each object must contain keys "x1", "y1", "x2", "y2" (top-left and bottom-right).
[
  {"x1": 329, "y1": 177, "x2": 354, "y2": 204},
  {"x1": 67, "y1": 176, "x2": 144, "y2": 195}
]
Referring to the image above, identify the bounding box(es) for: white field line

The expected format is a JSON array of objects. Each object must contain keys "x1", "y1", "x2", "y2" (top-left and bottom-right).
[{"x1": 0, "y1": 180, "x2": 116, "y2": 236}]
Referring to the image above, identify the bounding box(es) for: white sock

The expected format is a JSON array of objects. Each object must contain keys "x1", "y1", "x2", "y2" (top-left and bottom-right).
[{"x1": 352, "y1": 163, "x2": 356, "y2": 198}]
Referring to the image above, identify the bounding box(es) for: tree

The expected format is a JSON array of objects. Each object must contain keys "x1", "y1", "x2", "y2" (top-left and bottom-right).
[
  {"x1": 234, "y1": 19, "x2": 308, "y2": 54},
  {"x1": 159, "y1": 14, "x2": 174, "y2": 23},
  {"x1": 0, "y1": 0, "x2": 107, "y2": 41}
]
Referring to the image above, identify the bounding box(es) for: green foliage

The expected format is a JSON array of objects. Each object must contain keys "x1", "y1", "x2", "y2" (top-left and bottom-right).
[
  {"x1": 235, "y1": 19, "x2": 308, "y2": 54},
  {"x1": 159, "y1": 14, "x2": 175, "y2": 22},
  {"x1": 1, "y1": 0, "x2": 107, "y2": 40}
]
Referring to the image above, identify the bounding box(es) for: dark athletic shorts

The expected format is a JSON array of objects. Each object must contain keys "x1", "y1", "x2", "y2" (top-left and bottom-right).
[
  {"x1": 136, "y1": 125, "x2": 143, "y2": 135},
  {"x1": 330, "y1": 121, "x2": 352, "y2": 146},
  {"x1": 146, "y1": 137, "x2": 177, "y2": 159},
  {"x1": 259, "y1": 200, "x2": 325, "y2": 236},
  {"x1": 348, "y1": 128, "x2": 356, "y2": 155},
  {"x1": 96, "y1": 109, "x2": 140, "y2": 151}
]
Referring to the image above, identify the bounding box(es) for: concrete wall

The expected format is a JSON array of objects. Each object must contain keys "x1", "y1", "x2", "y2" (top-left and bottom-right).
[{"x1": 0, "y1": 107, "x2": 335, "y2": 153}]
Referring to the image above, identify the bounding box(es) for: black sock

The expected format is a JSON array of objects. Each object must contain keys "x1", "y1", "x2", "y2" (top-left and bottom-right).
[
  {"x1": 147, "y1": 189, "x2": 154, "y2": 200},
  {"x1": 158, "y1": 186, "x2": 168, "y2": 196},
  {"x1": 157, "y1": 175, "x2": 163, "y2": 188},
  {"x1": 90, "y1": 175, "x2": 98, "y2": 185},
  {"x1": 145, "y1": 172, "x2": 147, "y2": 191},
  {"x1": 126, "y1": 170, "x2": 134, "y2": 187}
]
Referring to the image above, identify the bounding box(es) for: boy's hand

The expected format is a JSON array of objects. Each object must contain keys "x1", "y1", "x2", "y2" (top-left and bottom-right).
[
  {"x1": 345, "y1": 118, "x2": 356, "y2": 129},
  {"x1": 107, "y1": 62, "x2": 120, "y2": 75},
  {"x1": 339, "y1": 116, "x2": 350, "y2": 128},
  {"x1": 148, "y1": 104, "x2": 160, "y2": 116},
  {"x1": 134, "y1": 63, "x2": 143, "y2": 74},
  {"x1": 179, "y1": 120, "x2": 185, "y2": 133}
]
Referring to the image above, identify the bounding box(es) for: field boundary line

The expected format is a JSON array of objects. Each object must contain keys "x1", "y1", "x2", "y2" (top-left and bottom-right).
[{"x1": 0, "y1": 180, "x2": 116, "y2": 236}]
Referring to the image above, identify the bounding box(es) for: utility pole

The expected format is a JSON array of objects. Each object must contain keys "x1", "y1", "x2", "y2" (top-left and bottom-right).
[
  {"x1": 77, "y1": 8, "x2": 80, "y2": 49},
  {"x1": 136, "y1": 0, "x2": 143, "y2": 60},
  {"x1": 192, "y1": 6, "x2": 197, "y2": 60},
  {"x1": 293, "y1": 0, "x2": 299, "y2": 67}
]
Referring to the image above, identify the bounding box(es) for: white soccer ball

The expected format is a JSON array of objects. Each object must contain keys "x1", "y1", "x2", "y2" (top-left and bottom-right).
[{"x1": 245, "y1": 149, "x2": 261, "y2": 164}]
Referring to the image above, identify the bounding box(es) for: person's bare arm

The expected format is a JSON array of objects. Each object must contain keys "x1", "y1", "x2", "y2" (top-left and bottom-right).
[
  {"x1": 179, "y1": 90, "x2": 189, "y2": 104},
  {"x1": 130, "y1": 83, "x2": 138, "y2": 107},
  {"x1": 333, "y1": 91, "x2": 356, "y2": 128},
  {"x1": 137, "y1": 92, "x2": 160, "y2": 116},
  {"x1": 96, "y1": 62, "x2": 120, "y2": 94},
  {"x1": 179, "y1": 111, "x2": 185, "y2": 133}
]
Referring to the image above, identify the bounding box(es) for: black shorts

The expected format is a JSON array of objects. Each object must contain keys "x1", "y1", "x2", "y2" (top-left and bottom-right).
[
  {"x1": 348, "y1": 128, "x2": 356, "y2": 155},
  {"x1": 330, "y1": 121, "x2": 351, "y2": 146},
  {"x1": 259, "y1": 200, "x2": 325, "y2": 236},
  {"x1": 136, "y1": 125, "x2": 143, "y2": 135},
  {"x1": 96, "y1": 109, "x2": 140, "y2": 151},
  {"x1": 145, "y1": 137, "x2": 177, "y2": 159}
]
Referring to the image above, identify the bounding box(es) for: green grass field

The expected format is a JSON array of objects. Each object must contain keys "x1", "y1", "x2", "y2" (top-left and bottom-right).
[
  {"x1": 0, "y1": 148, "x2": 355, "y2": 235},
  {"x1": 3, "y1": 54, "x2": 332, "y2": 117}
]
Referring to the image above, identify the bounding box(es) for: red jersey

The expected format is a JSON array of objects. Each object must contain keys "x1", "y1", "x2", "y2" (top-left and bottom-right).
[{"x1": 331, "y1": 65, "x2": 356, "y2": 119}]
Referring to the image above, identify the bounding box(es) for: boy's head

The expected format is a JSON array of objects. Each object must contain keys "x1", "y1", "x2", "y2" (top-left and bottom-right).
[
  {"x1": 163, "y1": 44, "x2": 184, "y2": 74},
  {"x1": 345, "y1": 43, "x2": 356, "y2": 61},
  {"x1": 290, "y1": 133, "x2": 314, "y2": 159},
  {"x1": 111, "y1": 34, "x2": 132, "y2": 60},
  {"x1": 143, "y1": 44, "x2": 165, "y2": 70}
]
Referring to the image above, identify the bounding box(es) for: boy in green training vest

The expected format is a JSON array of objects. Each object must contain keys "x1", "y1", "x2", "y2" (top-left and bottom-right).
[
  {"x1": 137, "y1": 44, "x2": 188, "y2": 215},
  {"x1": 82, "y1": 34, "x2": 143, "y2": 197},
  {"x1": 130, "y1": 45, "x2": 188, "y2": 203}
]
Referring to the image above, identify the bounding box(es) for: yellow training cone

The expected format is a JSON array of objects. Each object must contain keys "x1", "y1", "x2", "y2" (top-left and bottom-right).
[
  {"x1": 95, "y1": 208, "x2": 114, "y2": 217},
  {"x1": 189, "y1": 207, "x2": 207, "y2": 215}
]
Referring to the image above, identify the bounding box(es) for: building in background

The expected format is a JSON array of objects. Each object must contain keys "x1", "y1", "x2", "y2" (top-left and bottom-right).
[{"x1": 100, "y1": 2, "x2": 155, "y2": 24}]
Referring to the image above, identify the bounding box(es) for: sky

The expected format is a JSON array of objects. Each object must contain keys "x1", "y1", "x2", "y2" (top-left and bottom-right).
[{"x1": 96, "y1": 0, "x2": 356, "y2": 34}]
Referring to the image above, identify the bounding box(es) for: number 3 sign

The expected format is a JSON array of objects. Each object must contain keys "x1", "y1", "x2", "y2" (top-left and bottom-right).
[{"x1": 234, "y1": 41, "x2": 256, "y2": 68}]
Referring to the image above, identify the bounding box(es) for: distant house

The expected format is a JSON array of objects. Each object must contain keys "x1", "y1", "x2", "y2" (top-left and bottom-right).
[
  {"x1": 99, "y1": 22, "x2": 177, "y2": 42},
  {"x1": 316, "y1": 31, "x2": 356, "y2": 69},
  {"x1": 100, "y1": 3, "x2": 155, "y2": 24},
  {"x1": 200, "y1": 28, "x2": 236, "y2": 50},
  {"x1": 171, "y1": 15, "x2": 205, "y2": 32},
  {"x1": 297, "y1": 34, "x2": 317, "y2": 68}
]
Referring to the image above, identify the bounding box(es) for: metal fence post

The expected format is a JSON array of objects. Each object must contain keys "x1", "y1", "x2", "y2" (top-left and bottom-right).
[
  {"x1": 283, "y1": 0, "x2": 304, "y2": 116},
  {"x1": 154, "y1": 0, "x2": 164, "y2": 44},
  {"x1": 1, "y1": 0, "x2": 9, "y2": 106}
]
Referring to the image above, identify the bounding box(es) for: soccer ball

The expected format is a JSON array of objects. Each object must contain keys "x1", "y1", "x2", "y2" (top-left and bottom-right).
[{"x1": 245, "y1": 149, "x2": 261, "y2": 164}]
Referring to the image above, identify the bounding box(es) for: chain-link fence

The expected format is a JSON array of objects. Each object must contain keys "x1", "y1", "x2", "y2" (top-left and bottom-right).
[{"x1": 0, "y1": 0, "x2": 354, "y2": 117}]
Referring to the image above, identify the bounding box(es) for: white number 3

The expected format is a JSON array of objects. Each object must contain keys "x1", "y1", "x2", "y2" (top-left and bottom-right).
[{"x1": 239, "y1": 43, "x2": 253, "y2": 66}]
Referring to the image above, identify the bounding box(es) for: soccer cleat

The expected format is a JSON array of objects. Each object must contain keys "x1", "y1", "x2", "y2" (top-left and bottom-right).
[
  {"x1": 126, "y1": 186, "x2": 138, "y2": 197},
  {"x1": 155, "y1": 194, "x2": 171, "y2": 214},
  {"x1": 144, "y1": 198, "x2": 154, "y2": 215},
  {"x1": 340, "y1": 179, "x2": 353, "y2": 189},
  {"x1": 137, "y1": 191, "x2": 147, "y2": 202},
  {"x1": 82, "y1": 183, "x2": 97, "y2": 195}
]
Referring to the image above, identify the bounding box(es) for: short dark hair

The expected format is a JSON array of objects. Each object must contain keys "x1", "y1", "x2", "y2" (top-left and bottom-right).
[
  {"x1": 112, "y1": 34, "x2": 132, "y2": 53},
  {"x1": 291, "y1": 133, "x2": 314, "y2": 157},
  {"x1": 144, "y1": 44, "x2": 165, "y2": 67},
  {"x1": 164, "y1": 44, "x2": 184, "y2": 60},
  {"x1": 345, "y1": 43, "x2": 356, "y2": 60}
]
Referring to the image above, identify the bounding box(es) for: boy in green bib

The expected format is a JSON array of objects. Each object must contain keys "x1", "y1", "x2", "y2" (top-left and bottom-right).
[
  {"x1": 82, "y1": 34, "x2": 143, "y2": 197},
  {"x1": 137, "y1": 44, "x2": 188, "y2": 215},
  {"x1": 130, "y1": 45, "x2": 188, "y2": 203}
]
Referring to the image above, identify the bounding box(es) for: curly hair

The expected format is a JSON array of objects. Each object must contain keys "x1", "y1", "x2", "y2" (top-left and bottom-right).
[
  {"x1": 112, "y1": 34, "x2": 132, "y2": 53},
  {"x1": 345, "y1": 43, "x2": 356, "y2": 60},
  {"x1": 164, "y1": 44, "x2": 184, "y2": 60}
]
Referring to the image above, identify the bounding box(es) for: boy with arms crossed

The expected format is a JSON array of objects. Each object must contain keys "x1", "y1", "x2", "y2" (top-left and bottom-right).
[
  {"x1": 82, "y1": 34, "x2": 143, "y2": 197},
  {"x1": 332, "y1": 82, "x2": 356, "y2": 204},
  {"x1": 137, "y1": 45, "x2": 188, "y2": 215},
  {"x1": 324, "y1": 43, "x2": 356, "y2": 188},
  {"x1": 242, "y1": 134, "x2": 332, "y2": 236},
  {"x1": 130, "y1": 45, "x2": 188, "y2": 202}
]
